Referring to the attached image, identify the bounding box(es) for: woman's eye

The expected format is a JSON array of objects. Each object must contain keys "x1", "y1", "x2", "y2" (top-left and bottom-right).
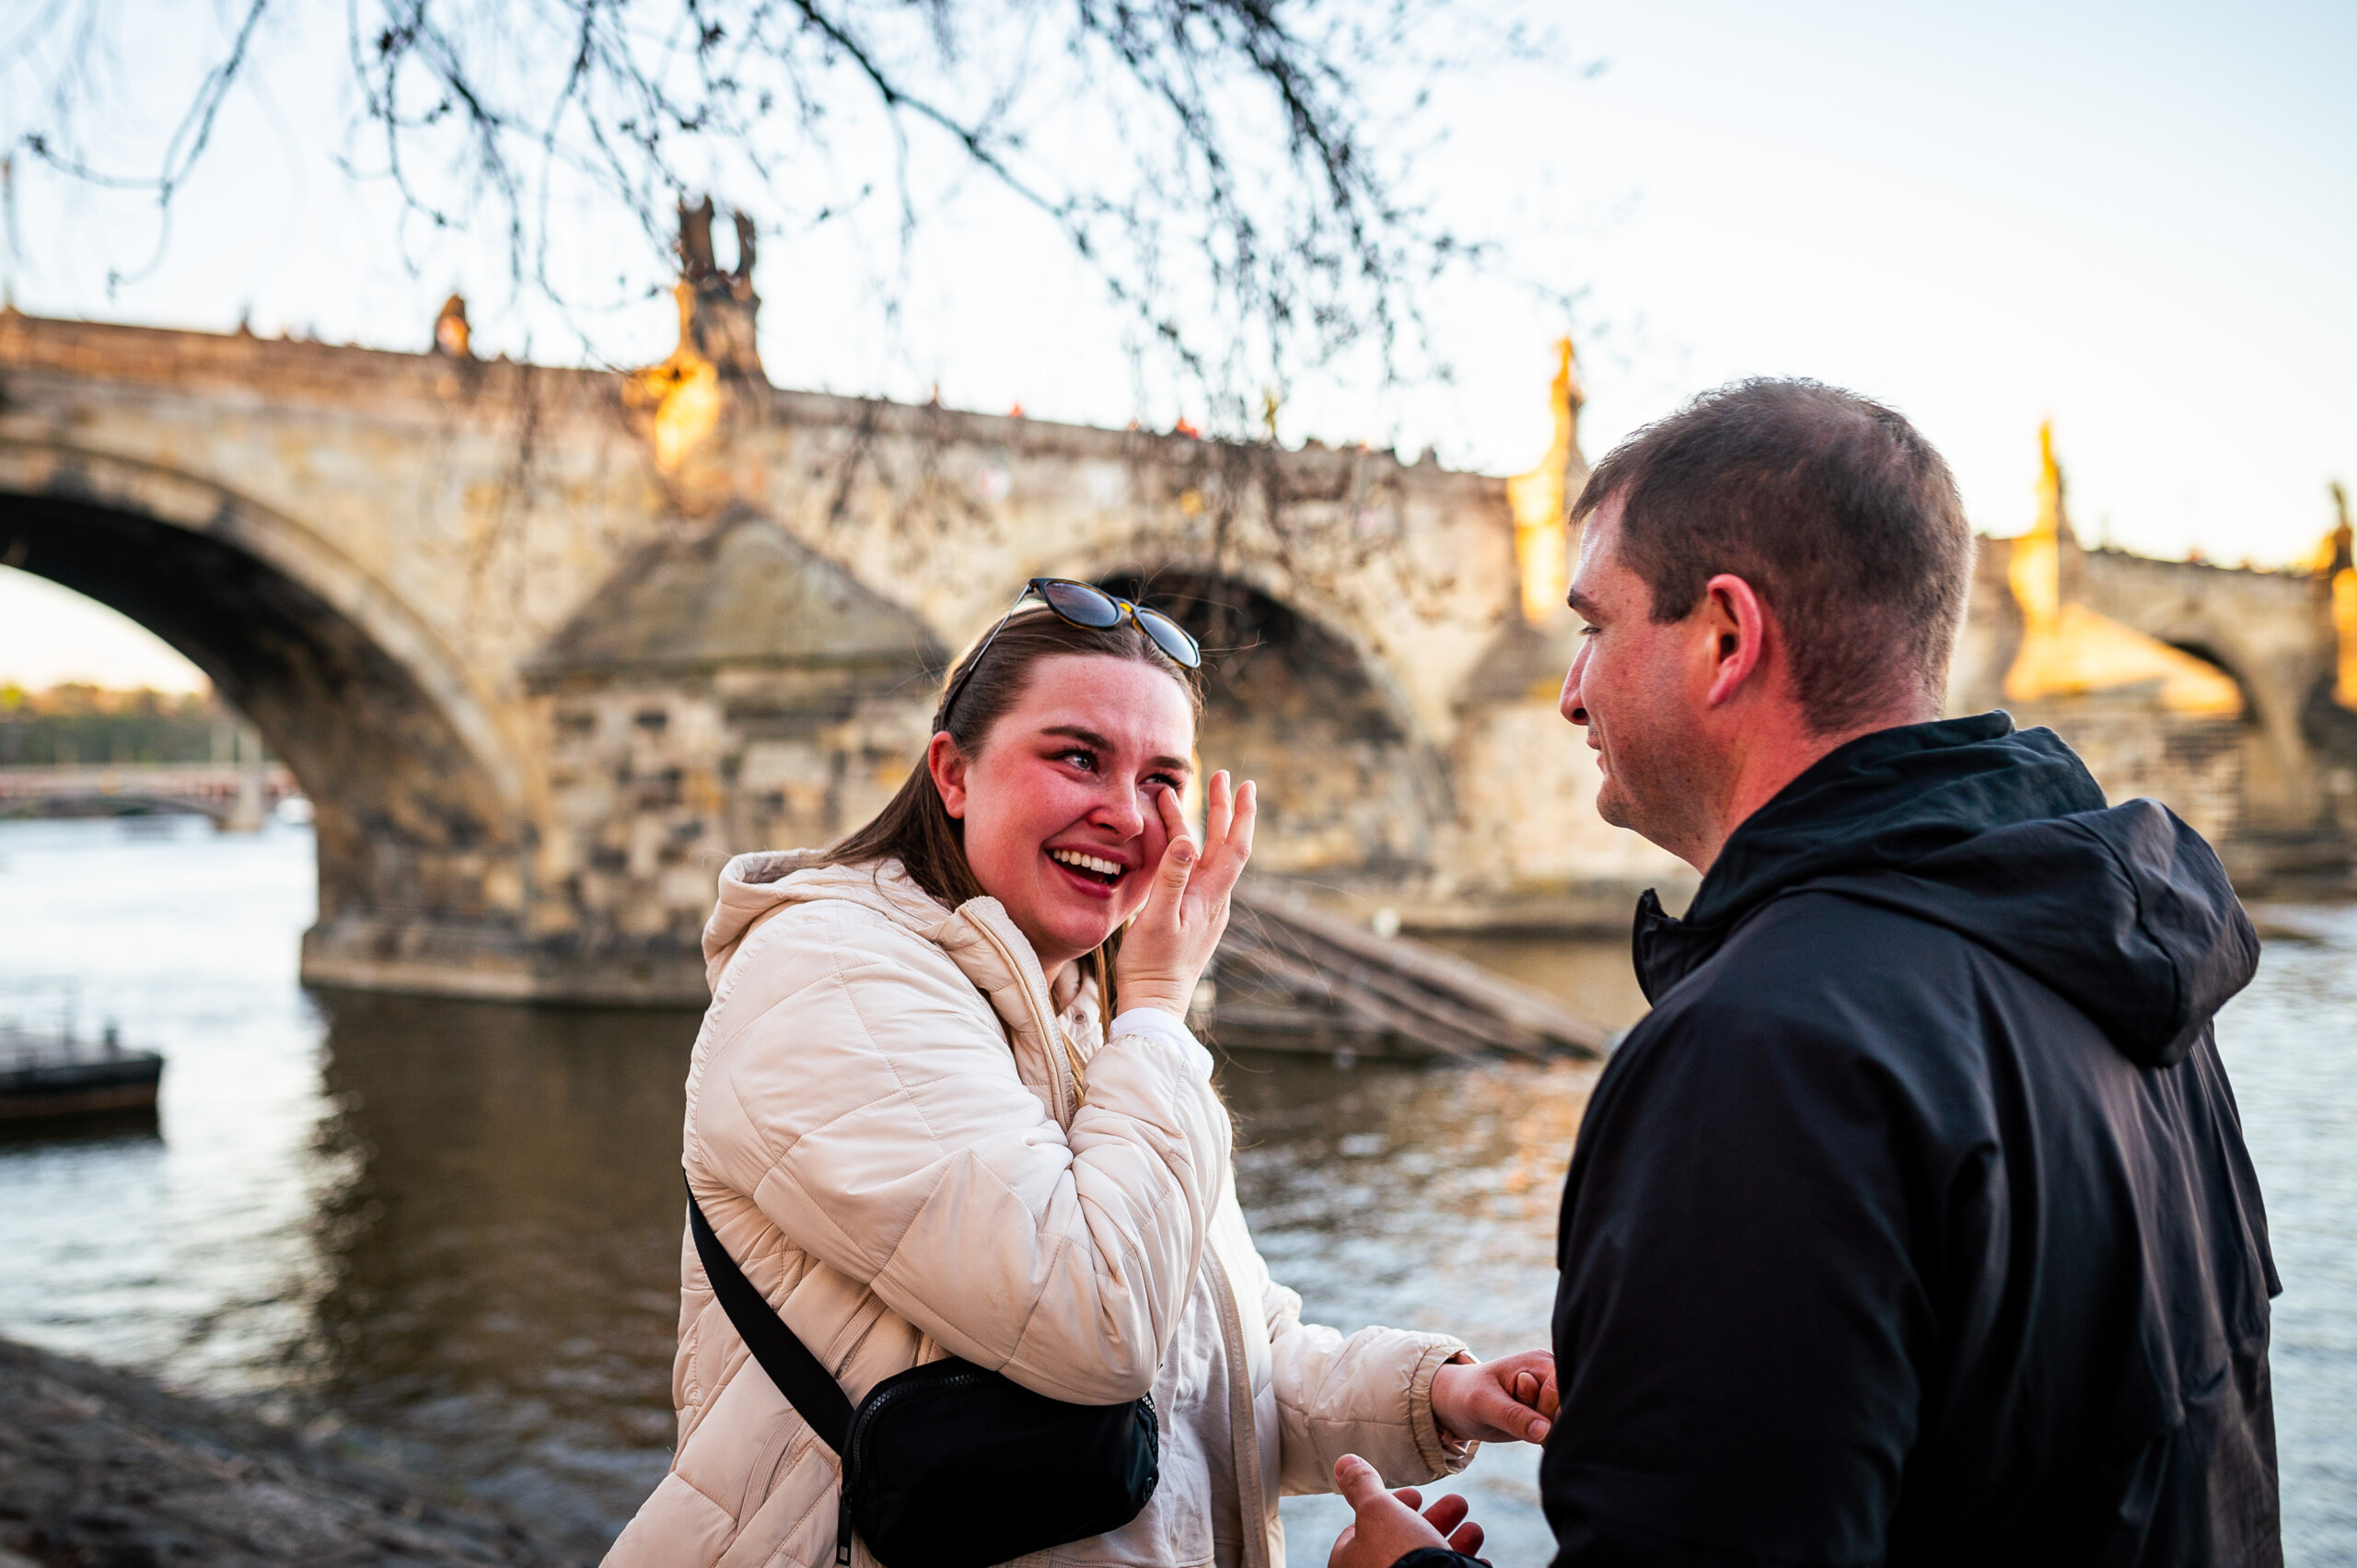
[
  {"x1": 1060, "y1": 749, "x2": 1097, "y2": 772},
  {"x1": 1146, "y1": 773, "x2": 1184, "y2": 792}
]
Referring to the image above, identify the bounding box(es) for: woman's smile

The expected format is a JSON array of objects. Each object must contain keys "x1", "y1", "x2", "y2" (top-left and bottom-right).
[{"x1": 1046, "y1": 844, "x2": 1132, "y2": 894}]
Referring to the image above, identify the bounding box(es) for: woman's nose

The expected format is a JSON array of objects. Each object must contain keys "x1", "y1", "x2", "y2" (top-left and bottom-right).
[{"x1": 1097, "y1": 781, "x2": 1148, "y2": 837}]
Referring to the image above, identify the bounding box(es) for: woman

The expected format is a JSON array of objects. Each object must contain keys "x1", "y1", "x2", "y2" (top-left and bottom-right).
[{"x1": 609, "y1": 583, "x2": 1551, "y2": 1568}]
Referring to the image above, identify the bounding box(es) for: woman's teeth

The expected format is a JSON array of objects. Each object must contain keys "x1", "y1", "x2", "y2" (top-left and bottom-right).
[{"x1": 1049, "y1": 848, "x2": 1124, "y2": 884}]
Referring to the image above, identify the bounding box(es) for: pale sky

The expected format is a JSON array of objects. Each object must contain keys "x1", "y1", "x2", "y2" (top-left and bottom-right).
[{"x1": 4, "y1": 0, "x2": 2351, "y2": 693}]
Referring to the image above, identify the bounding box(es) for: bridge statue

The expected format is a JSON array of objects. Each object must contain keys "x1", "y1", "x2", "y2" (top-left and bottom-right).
[{"x1": 2, "y1": 226, "x2": 2350, "y2": 1002}]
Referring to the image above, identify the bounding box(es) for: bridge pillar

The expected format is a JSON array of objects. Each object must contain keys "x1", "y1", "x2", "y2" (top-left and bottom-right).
[
  {"x1": 511, "y1": 512, "x2": 945, "y2": 1000},
  {"x1": 223, "y1": 764, "x2": 267, "y2": 833}
]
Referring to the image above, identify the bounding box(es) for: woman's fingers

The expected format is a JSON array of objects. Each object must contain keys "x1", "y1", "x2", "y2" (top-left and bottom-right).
[
  {"x1": 1155, "y1": 784, "x2": 1196, "y2": 874},
  {"x1": 1154, "y1": 778, "x2": 1194, "y2": 855},
  {"x1": 1446, "y1": 1358, "x2": 1553, "y2": 1443},
  {"x1": 1132, "y1": 785, "x2": 1195, "y2": 928},
  {"x1": 1496, "y1": 1348, "x2": 1560, "y2": 1423},
  {"x1": 1203, "y1": 769, "x2": 1235, "y2": 855},
  {"x1": 1198, "y1": 778, "x2": 1256, "y2": 894},
  {"x1": 1116, "y1": 780, "x2": 1250, "y2": 1016}
]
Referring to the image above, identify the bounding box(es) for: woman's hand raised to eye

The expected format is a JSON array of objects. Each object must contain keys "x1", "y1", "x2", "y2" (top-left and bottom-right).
[{"x1": 1115, "y1": 771, "x2": 1256, "y2": 1019}]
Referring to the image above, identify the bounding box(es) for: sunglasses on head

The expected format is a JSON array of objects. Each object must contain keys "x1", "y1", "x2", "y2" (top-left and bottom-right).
[{"x1": 941, "y1": 578, "x2": 1203, "y2": 728}]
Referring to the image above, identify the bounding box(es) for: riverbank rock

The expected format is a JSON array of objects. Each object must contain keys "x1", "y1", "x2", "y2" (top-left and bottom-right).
[{"x1": 0, "y1": 1339, "x2": 577, "y2": 1566}]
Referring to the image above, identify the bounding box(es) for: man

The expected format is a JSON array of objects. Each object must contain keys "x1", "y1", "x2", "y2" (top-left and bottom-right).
[{"x1": 1328, "y1": 380, "x2": 2280, "y2": 1567}]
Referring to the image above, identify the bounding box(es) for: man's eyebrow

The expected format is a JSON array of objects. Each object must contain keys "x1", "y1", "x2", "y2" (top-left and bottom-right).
[
  {"x1": 1040, "y1": 724, "x2": 1190, "y2": 773},
  {"x1": 1566, "y1": 587, "x2": 1603, "y2": 620}
]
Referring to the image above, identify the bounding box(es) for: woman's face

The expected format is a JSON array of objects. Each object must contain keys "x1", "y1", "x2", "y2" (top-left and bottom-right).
[{"x1": 930, "y1": 653, "x2": 1195, "y2": 979}]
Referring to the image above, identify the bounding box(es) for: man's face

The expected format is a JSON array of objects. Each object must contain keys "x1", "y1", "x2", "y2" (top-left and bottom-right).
[{"x1": 1560, "y1": 498, "x2": 1723, "y2": 856}]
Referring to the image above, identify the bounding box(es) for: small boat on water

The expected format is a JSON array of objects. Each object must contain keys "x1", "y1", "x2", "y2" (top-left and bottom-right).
[{"x1": 0, "y1": 1025, "x2": 164, "y2": 1123}]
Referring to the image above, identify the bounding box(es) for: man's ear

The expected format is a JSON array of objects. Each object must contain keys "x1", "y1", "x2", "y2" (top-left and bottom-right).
[
  {"x1": 1701, "y1": 573, "x2": 1771, "y2": 707},
  {"x1": 927, "y1": 731, "x2": 971, "y2": 819}
]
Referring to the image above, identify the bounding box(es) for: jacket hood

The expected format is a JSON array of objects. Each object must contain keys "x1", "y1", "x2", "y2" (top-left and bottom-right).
[
  {"x1": 1632, "y1": 712, "x2": 2258, "y2": 1068},
  {"x1": 702, "y1": 848, "x2": 1097, "y2": 1049},
  {"x1": 702, "y1": 848, "x2": 943, "y2": 988}
]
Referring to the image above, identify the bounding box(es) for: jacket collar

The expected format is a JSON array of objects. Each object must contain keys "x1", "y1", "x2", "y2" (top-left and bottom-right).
[
  {"x1": 706, "y1": 851, "x2": 1102, "y2": 1118},
  {"x1": 1631, "y1": 712, "x2": 2105, "y2": 1002}
]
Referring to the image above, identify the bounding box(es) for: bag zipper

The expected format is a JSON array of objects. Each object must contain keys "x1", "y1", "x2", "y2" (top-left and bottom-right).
[{"x1": 835, "y1": 1365, "x2": 993, "y2": 1564}]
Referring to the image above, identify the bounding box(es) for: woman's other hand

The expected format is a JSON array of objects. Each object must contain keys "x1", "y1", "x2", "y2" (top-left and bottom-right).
[
  {"x1": 1431, "y1": 1350, "x2": 1558, "y2": 1445},
  {"x1": 1325, "y1": 1456, "x2": 1484, "y2": 1568},
  {"x1": 1115, "y1": 770, "x2": 1256, "y2": 1017}
]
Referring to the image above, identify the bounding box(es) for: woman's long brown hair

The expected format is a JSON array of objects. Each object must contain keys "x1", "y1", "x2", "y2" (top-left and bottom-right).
[{"x1": 822, "y1": 603, "x2": 1204, "y2": 1016}]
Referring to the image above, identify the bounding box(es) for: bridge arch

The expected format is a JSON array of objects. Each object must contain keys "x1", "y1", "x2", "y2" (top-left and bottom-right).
[
  {"x1": 0, "y1": 441, "x2": 533, "y2": 984},
  {"x1": 2142, "y1": 620, "x2": 2320, "y2": 836},
  {"x1": 1076, "y1": 566, "x2": 1449, "y2": 881},
  {"x1": 2164, "y1": 639, "x2": 2259, "y2": 717}
]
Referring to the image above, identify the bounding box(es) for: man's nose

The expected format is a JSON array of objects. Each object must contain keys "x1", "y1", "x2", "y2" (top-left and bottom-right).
[{"x1": 1561, "y1": 645, "x2": 1592, "y2": 727}]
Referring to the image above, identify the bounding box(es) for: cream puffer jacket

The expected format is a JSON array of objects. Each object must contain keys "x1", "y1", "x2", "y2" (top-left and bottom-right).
[{"x1": 605, "y1": 853, "x2": 1472, "y2": 1568}]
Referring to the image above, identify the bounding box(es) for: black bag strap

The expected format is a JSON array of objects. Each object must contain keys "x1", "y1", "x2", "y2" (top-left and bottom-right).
[{"x1": 684, "y1": 1174, "x2": 855, "y2": 1455}]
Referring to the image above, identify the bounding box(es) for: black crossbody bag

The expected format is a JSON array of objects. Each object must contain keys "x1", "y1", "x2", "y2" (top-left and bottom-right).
[{"x1": 685, "y1": 1181, "x2": 1160, "y2": 1568}]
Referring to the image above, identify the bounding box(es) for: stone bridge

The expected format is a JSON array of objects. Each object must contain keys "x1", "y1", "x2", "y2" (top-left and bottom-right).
[
  {"x1": 0, "y1": 302, "x2": 1655, "y2": 1002},
  {"x1": 3, "y1": 298, "x2": 2350, "y2": 1003},
  {"x1": 0, "y1": 761, "x2": 299, "y2": 828}
]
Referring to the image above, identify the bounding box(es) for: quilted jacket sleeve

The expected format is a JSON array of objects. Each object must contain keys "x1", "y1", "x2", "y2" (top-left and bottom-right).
[
  {"x1": 690, "y1": 903, "x2": 1229, "y2": 1406},
  {"x1": 1235, "y1": 1217, "x2": 1472, "y2": 1493}
]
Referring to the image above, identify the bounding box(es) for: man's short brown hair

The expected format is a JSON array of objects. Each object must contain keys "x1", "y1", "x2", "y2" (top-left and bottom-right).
[{"x1": 1572, "y1": 378, "x2": 1973, "y2": 735}]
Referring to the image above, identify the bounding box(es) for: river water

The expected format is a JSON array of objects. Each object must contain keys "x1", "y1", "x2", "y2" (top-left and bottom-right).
[{"x1": 0, "y1": 817, "x2": 2351, "y2": 1563}]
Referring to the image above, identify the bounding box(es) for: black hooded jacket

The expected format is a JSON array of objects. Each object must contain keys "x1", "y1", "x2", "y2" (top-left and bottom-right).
[{"x1": 1521, "y1": 713, "x2": 2280, "y2": 1566}]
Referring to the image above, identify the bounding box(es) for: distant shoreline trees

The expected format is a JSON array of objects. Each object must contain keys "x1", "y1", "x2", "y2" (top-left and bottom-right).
[{"x1": 0, "y1": 684, "x2": 239, "y2": 768}]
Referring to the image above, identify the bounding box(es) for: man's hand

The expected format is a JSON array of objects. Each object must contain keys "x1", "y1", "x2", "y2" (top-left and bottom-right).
[
  {"x1": 1326, "y1": 1455, "x2": 1484, "y2": 1568},
  {"x1": 1431, "y1": 1351, "x2": 1558, "y2": 1445}
]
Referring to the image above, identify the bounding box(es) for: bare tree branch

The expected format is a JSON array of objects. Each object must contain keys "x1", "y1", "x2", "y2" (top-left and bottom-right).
[{"x1": 3, "y1": 0, "x2": 1546, "y2": 425}]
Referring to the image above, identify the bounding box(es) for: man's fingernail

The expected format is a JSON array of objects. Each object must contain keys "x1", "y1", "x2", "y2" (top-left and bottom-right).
[{"x1": 1531, "y1": 1419, "x2": 1550, "y2": 1440}]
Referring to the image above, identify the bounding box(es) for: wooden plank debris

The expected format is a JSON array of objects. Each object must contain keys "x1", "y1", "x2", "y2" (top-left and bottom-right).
[{"x1": 1207, "y1": 885, "x2": 1611, "y2": 1062}]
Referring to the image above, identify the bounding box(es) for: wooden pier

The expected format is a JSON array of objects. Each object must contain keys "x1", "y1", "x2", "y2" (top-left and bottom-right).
[{"x1": 1207, "y1": 887, "x2": 1612, "y2": 1062}]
